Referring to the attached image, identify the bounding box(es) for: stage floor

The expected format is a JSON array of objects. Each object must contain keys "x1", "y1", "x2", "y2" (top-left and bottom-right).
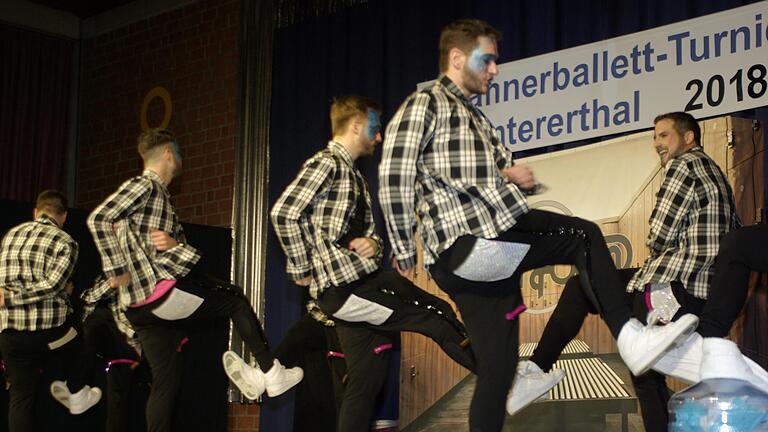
[{"x1": 402, "y1": 354, "x2": 647, "y2": 432}]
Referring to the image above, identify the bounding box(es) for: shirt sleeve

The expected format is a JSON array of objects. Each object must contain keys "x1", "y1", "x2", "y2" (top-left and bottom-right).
[
  {"x1": 647, "y1": 159, "x2": 695, "y2": 254},
  {"x1": 87, "y1": 177, "x2": 152, "y2": 278},
  {"x1": 378, "y1": 92, "x2": 435, "y2": 270},
  {"x1": 271, "y1": 156, "x2": 336, "y2": 281}
]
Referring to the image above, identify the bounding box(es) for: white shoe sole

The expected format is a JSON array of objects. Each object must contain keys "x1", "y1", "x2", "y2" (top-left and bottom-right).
[
  {"x1": 50, "y1": 381, "x2": 71, "y2": 409},
  {"x1": 632, "y1": 314, "x2": 698, "y2": 375},
  {"x1": 506, "y1": 371, "x2": 565, "y2": 416},
  {"x1": 265, "y1": 367, "x2": 304, "y2": 398},
  {"x1": 69, "y1": 388, "x2": 102, "y2": 415},
  {"x1": 222, "y1": 351, "x2": 263, "y2": 400}
]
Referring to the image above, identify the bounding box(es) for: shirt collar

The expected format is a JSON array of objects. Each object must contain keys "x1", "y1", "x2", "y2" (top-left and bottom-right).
[
  {"x1": 143, "y1": 170, "x2": 170, "y2": 193},
  {"x1": 35, "y1": 214, "x2": 60, "y2": 228},
  {"x1": 438, "y1": 75, "x2": 471, "y2": 102},
  {"x1": 328, "y1": 141, "x2": 355, "y2": 167},
  {"x1": 683, "y1": 146, "x2": 703, "y2": 156}
]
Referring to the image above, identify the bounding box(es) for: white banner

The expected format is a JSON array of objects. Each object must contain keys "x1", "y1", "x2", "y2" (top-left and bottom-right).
[{"x1": 419, "y1": 2, "x2": 768, "y2": 152}]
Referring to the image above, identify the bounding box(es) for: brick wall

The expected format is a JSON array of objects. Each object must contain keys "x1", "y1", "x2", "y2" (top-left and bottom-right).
[
  {"x1": 228, "y1": 403, "x2": 261, "y2": 432},
  {"x1": 77, "y1": 0, "x2": 240, "y2": 227},
  {"x1": 77, "y1": 1, "x2": 259, "y2": 429}
]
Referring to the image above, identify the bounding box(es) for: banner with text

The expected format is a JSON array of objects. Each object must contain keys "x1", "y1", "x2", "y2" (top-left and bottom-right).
[{"x1": 419, "y1": 2, "x2": 768, "y2": 152}]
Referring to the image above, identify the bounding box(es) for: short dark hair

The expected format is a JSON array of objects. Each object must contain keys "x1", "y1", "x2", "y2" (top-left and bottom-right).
[
  {"x1": 137, "y1": 128, "x2": 177, "y2": 161},
  {"x1": 439, "y1": 19, "x2": 502, "y2": 72},
  {"x1": 654, "y1": 112, "x2": 701, "y2": 145},
  {"x1": 330, "y1": 95, "x2": 380, "y2": 136},
  {"x1": 36, "y1": 189, "x2": 68, "y2": 216}
]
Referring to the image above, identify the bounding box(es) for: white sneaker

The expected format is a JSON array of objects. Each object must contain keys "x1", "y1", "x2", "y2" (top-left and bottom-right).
[
  {"x1": 617, "y1": 314, "x2": 698, "y2": 376},
  {"x1": 700, "y1": 338, "x2": 768, "y2": 386},
  {"x1": 505, "y1": 361, "x2": 565, "y2": 416},
  {"x1": 50, "y1": 381, "x2": 102, "y2": 414},
  {"x1": 50, "y1": 380, "x2": 71, "y2": 407},
  {"x1": 69, "y1": 385, "x2": 102, "y2": 414},
  {"x1": 263, "y1": 359, "x2": 303, "y2": 397},
  {"x1": 651, "y1": 332, "x2": 703, "y2": 383},
  {"x1": 222, "y1": 350, "x2": 265, "y2": 400}
]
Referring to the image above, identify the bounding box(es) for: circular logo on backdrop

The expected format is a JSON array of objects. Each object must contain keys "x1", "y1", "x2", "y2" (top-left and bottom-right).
[
  {"x1": 140, "y1": 86, "x2": 172, "y2": 130},
  {"x1": 522, "y1": 201, "x2": 633, "y2": 313}
]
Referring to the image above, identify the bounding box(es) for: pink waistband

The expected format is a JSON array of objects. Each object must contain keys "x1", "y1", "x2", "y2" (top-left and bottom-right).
[
  {"x1": 105, "y1": 359, "x2": 139, "y2": 373},
  {"x1": 373, "y1": 343, "x2": 393, "y2": 354},
  {"x1": 645, "y1": 288, "x2": 653, "y2": 311},
  {"x1": 130, "y1": 280, "x2": 176, "y2": 307},
  {"x1": 505, "y1": 304, "x2": 528, "y2": 321}
]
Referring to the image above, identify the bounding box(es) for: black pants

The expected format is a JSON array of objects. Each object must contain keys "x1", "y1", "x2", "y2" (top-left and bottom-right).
[
  {"x1": 273, "y1": 313, "x2": 344, "y2": 432},
  {"x1": 124, "y1": 276, "x2": 273, "y2": 432},
  {"x1": 0, "y1": 322, "x2": 89, "y2": 432},
  {"x1": 317, "y1": 271, "x2": 474, "y2": 432},
  {"x1": 699, "y1": 224, "x2": 768, "y2": 337},
  {"x1": 431, "y1": 209, "x2": 632, "y2": 432},
  {"x1": 83, "y1": 304, "x2": 144, "y2": 432},
  {"x1": 530, "y1": 268, "x2": 707, "y2": 432}
]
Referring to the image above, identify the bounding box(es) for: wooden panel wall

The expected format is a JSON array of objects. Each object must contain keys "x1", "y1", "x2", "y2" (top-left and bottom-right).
[{"x1": 399, "y1": 238, "x2": 471, "y2": 427}]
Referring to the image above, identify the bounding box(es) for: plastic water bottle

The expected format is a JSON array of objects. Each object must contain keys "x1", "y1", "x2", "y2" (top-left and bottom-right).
[{"x1": 668, "y1": 377, "x2": 768, "y2": 431}]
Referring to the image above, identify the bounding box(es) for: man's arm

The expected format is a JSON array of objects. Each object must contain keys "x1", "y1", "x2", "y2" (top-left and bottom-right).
[
  {"x1": 271, "y1": 156, "x2": 335, "y2": 282},
  {"x1": 3, "y1": 239, "x2": 78, "y2": 306},
  {"x1": 379, "y1": 92, "x2": 435, "y2": 271},
  {"x1": 150, "y1": 229, "x2": 200, "y2": 279},
  {"x1": 87, "y1": 178, "x2": 151, "y2": 279},
  {"x1": 647, "y1": 159, "x2": 695, "y2": 254}
]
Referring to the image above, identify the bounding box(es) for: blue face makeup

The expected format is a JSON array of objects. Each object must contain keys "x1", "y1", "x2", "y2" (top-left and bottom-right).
[
  {"x1": 170, "y1": 140, "x2": 182, "y2": 161},
  {"x1": 468, "y1": 47, "x2": 497, "y2": 73},
  {"x1": 366, "y1": 110, "x2": 381, "y2": 141}
]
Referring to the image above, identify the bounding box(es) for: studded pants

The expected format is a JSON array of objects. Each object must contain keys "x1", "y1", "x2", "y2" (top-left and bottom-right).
[
  {"x1": 317, "y1": 270, "x2": 475, "y2": 432},
  {"x1": 430, "y1": 208, "x2": 632, "y2": 432}
]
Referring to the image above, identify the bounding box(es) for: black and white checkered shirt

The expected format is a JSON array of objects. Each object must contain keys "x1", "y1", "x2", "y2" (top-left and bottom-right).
[
  {"x1": 379, "y1": 75, "x2": 530, "y2": 269},
  {"x1": 88, "y1": 170, "x2": 201, "y2": 308},
  {"x1": 627, "y1": 147, "x2": 738, "y2": 298},
  {"x1": 271, "y1": 142, "x2": 382, "y2": 299},
  {"x1": 0, "y1": 216, "x2": 77, "y2": 331},
  {"x1": 307, "y1": 299, "x2": 335, "y2": 327}
]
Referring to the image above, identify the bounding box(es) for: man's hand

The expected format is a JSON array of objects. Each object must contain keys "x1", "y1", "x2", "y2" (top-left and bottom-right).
[
  {"x1": 348, "y1": 237, "x2": 378, "y2": 258},
  {"x1": 151, "y1": 230, "x2": 179, "y2": 251},
  {"x1": 295, "y1": 276, "x2": 312, "y2": 287},
  {"x1": 501, "y1": 165, "x2": 536, "y2": 191},
  {"x1": 0, "y1": 288, "x2": 5, "y2": 307},
  {"x1": 392, "y1": 256, "x2": 416, "y2": 279},
  {"x1": 110, "y1": 273, "x2": 131, "y2": 289}
]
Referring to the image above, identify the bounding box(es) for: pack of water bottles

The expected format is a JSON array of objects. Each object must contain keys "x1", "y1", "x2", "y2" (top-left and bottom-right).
[{"x1": 669, "y1": 377, "x2": 768, "y2": 431}]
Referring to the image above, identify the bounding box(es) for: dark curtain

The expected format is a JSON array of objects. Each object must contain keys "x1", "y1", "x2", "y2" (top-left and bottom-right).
[
  {"x1": 265, "y1": 1, "x2": 765, "y2": 430},
  {"x1": 0, "y1": 23, "x2": 73, "y2": 202}
]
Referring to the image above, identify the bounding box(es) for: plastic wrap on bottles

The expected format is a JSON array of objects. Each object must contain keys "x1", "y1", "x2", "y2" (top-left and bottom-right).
[{"x1": 669, "y1": 378, "x2": 768, "y2": 431}]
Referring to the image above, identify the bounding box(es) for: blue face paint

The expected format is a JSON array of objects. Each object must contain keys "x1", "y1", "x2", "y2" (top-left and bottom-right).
[
  {"x1": 366, "y1": 110, "x2": 381, "y2": 141},
  {"x1": 468, "y1": 47, "x2": 497, "y2": 73},
  {"x1": 170, "y1": 140, "x2": 182, "y2": 162}
]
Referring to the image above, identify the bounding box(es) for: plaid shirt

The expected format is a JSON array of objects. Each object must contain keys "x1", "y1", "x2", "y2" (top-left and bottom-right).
[
  {"x1": 271, "y1": 142, "x2": 383, "y2": 299},
  {"x1": 379, "y1": 75, "x2": 529, "y2": 269},
  {"x1": 627, "y1": 147, "x2": 738, "y2": 298},
  {"x1": 307, "y1": 299, "x2": 335, "y2": 327},
  {"x1": 0, "y1": 216, "x2": 77, "y2": 331},
  {"x1": 88, "y1": 170, "x2": 200, "y2": 308}
]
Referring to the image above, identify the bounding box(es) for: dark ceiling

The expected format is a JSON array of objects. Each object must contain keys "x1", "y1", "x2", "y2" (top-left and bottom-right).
[{"x1": 27, "y1": 0, "x2": 137, "y2": 19}]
